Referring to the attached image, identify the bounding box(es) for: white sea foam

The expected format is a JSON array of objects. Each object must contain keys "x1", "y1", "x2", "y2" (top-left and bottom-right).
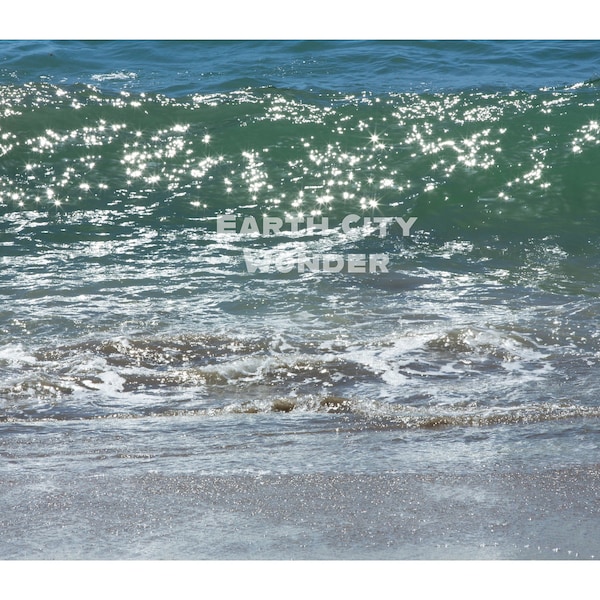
[
  {"x1": 91, "y1": 71, "x2": 138, "y2": 82},
  {"x1": 0, "y1": 344, "x2": 37, "y2": 367}
]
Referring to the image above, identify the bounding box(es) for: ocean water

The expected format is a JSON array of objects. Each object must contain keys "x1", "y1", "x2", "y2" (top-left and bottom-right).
[{"x1": 1, "y1": 40, "x2": 600, "y2": 559}]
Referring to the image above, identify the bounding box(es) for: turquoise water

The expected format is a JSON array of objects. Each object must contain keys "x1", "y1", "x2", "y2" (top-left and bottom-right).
[{"x1": 1, "y1": 40, "x2": 600, "y2": 559}]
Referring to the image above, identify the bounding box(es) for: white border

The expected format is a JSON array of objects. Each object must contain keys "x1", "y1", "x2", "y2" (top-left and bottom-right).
[
  {"x1": 1, "y1": 1, "x2": 598, "y2": 39},
  {"x1": 1, "y1": 561, "x2": 596, "y2": 599}
]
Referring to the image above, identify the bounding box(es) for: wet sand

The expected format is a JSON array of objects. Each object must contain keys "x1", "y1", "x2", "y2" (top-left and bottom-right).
[{"x1": 1, "y1": 466, "x2": 599, "y2": 559}]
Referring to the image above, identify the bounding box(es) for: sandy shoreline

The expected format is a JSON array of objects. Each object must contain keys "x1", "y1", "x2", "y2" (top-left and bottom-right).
[{"x1": 1, "y1": 466, "x2": 599, "y2": 559}]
